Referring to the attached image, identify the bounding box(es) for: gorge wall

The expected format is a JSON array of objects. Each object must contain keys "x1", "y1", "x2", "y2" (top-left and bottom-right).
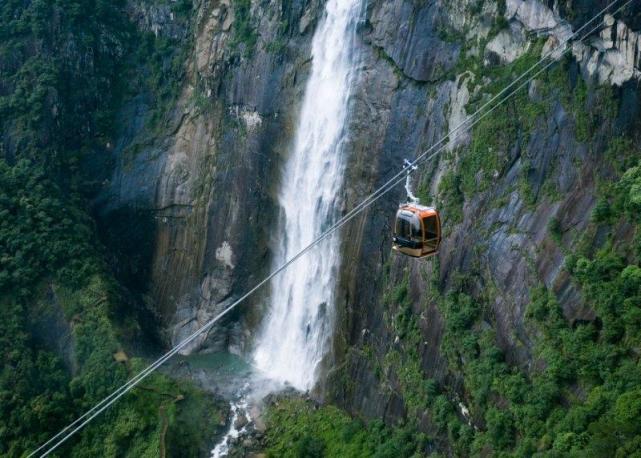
[
  {"x1": 327, "y1": 0, "x2": 641, "y2": 455},
  {"x1": 98, "y1": 0, "x2": 326, "y2": 353},
  {"x1": 102, "y1": 0, "x2": 639, "y2": 402},
  {"x1": 4, "y1": 0, "x2": 639, "y2": 455}
]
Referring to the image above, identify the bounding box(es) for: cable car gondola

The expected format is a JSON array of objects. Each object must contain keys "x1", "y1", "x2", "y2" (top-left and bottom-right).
[{"x1": 392, "y1": 160, "x2": 442, "y2": 258}]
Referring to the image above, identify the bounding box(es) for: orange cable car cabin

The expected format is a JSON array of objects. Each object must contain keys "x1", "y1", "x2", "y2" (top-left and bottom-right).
[{"x1": 392, "y1": 203, "x2": 441, "y2": 258}]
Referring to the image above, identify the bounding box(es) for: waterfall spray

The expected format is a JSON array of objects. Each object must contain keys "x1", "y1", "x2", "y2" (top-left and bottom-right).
[{"x1": 253, "y1": 0, "x2": 362, "y2": 390}]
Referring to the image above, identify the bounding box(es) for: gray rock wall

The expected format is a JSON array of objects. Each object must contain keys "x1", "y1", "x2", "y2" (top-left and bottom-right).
[
  {"x1": 96, "y1": 0, "x2": 641, "y2": 442},
  {"x1": 99, "y1": 0, "x2": 323, "y2": 352},
  {"x1": 329, "y1": 0, "x2": 641, "y2": 434}
]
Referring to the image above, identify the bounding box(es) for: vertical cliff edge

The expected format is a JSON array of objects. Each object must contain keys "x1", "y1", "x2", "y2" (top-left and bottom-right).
[{"x1": 97, "y1": 0, "x2": 641, "y2": 454}]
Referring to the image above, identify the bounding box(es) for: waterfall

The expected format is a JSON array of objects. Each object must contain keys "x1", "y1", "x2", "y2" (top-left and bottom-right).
[{"x1": 252, "y1": 0, "x2": 361, "y2": 391}]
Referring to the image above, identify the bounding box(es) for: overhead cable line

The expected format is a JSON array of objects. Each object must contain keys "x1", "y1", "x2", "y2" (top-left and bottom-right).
[{"x1": 30, "y1": 0, "x2": 633, "y2": 455}]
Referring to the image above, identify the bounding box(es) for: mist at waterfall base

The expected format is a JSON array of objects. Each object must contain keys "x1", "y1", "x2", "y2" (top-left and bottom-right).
[{"x1": 252, "y1": 0, "x2": 362, "y2": 391}]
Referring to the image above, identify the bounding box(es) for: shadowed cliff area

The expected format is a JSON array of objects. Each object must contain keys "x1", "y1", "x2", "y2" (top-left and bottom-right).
[{"x1": 0, "y1": 0, "x2": 227, "y2": 455}]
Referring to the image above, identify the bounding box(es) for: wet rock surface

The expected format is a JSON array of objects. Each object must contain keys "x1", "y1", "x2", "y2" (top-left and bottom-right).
[
  {"x1": 329, "y1": 0, "x2": 641, "y2": 439},
  {"x1": 367, "y1": 0, "x2": 461, "y2": 82},
  {"x1": 98, "y1": 0, "x2": 323, "y2": 352},
  {"x1": 91, "y1": 0, "x2": 641, "y2": 450}
]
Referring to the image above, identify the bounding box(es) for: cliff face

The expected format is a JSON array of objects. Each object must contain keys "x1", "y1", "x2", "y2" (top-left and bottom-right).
[
  {"x1": 94, "y1": 0, "x2": 641, "y2": 452},
  {"x1": 98, "y1": 0, "x2": 323, "y2": 352},
  {"x1": 328, "y1": 0, "x2": 641, "y2": 451},
  {"x1": 2, "y1": 0, "x2": 638, "y2": 454}
]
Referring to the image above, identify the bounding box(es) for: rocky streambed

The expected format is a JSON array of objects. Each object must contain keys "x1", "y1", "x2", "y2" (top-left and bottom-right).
[{"x1": 163, "y1": 351, "x2": 310, "y2": 457}]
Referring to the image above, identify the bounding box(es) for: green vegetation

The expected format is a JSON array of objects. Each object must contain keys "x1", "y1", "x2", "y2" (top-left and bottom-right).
[
  {"x1": 437, "y1": 168, "x2": 464, "y2": 224},
  {"x1": 547, "y1": 217, "x2": 563, "y2": 244},
  {"x1": 375, "y1": 143, "x2": 641, "y2": 456},
  {"x1": 0, "y1": 277, "x2": 224, "y2": 457},
  {"x1": 231, "y1": 0, "x2": 258, "y2": 56},
  {"x1": 264, "y1": 398, "x2": 427, "y2": 458},
  {"x1": 439, "y1": 44, "x2": 552, "y2": 220},
  {"x1": 379, "y1": 269, "x2": 475, "y2": 456},
  {"x1": 544, "y1": 61, "x2": 618, "y2": 146},
  {"x1": 375, "y1": 35, "x2": 641, "y2": 453},
  {"x1": 0, "y1": 160, "x2": 99, "y2": 296},
  {"x1": 382, "y1": 274, "x2": 434, "y2": 416},
  {"x1": 439, "y1": 44, "x2": 617, "y2": 222},
  {"x1": 0, "y1": 1, "x2": 217, "y2": 456},
  {"x1": 378, "y1": 170, "x2": 641, "y2": 457},
  {"x1": 0, "y1": 298, "x2": 74, "y2": 455},
  {"x1": 265, "y1": 15, "x2": 289, "y2": 55},
  {"x1": 0, "y1": 0, "x2": 129, "y2": 177},
  {"x1": 0, "y1": 0, "x2": 192, "y2": 174},
  {"x1": 378, "y1": 268, "x2": 469, "y2": 455},
  {"x1": 2, "y1": 1, "x2": 639, "y2": 457}
]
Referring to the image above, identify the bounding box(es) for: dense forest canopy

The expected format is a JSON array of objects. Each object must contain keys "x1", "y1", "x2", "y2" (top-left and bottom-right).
[{"x1": 0, "y1": 1, "x2": 220, "y2": 456}]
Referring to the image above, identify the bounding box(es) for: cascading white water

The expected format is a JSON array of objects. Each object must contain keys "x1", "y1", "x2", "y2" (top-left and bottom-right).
[{"x1": 253, "y1": 0, "x2": 361, "y2": 391}]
